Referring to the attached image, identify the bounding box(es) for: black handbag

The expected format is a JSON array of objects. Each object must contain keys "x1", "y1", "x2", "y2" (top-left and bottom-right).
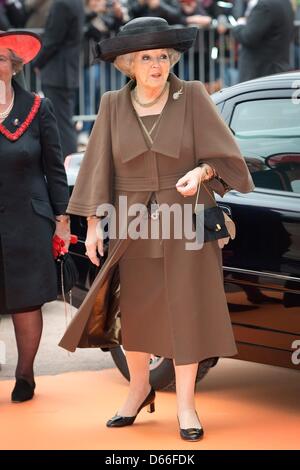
[
  {"x1": 56, "y1": 252, "x2": 79, "y2": 295},
  {"x1": 193, "y1": 181, "x2": 232, "y2": 244}
]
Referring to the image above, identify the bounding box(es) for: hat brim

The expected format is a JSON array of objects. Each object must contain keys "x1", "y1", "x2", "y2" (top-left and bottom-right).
[
  {"x1": 93, "y1": 27, "x2": 198, "y2": 63},
  {"x1": 0, "y1": 31, "x2": 42, "y2": 64}
]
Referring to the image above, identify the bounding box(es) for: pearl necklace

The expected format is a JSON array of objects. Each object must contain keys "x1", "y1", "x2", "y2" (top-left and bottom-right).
[
  {"x1": 132, "y1": 82, "x2": 169, "y2": 108},
  {"x1": 0, "y1": 90, "x2": 15, "y2": 121}
]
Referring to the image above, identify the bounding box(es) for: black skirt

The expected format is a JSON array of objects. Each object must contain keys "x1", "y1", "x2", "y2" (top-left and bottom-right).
[{"x1": 0, "y1": 236, "x2": 42, "y2": 315}]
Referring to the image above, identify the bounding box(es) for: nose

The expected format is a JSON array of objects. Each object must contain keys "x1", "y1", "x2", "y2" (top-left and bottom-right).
[{"x1": 151, "y1": 57, "x2": 162, "y2": 66}]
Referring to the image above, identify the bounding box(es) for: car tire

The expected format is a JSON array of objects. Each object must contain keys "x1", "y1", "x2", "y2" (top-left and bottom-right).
[{"x1": 110, "y1": 346, "x2": 219, "y2": 391}]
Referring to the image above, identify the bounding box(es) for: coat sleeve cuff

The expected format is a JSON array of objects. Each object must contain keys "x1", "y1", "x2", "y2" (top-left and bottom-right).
[
  {"x1": 53, "y1": 202, "x2": 69, "y2": 216},
  {"x1": 197, "y1": 161, "x2": 233, "y2": 197}
]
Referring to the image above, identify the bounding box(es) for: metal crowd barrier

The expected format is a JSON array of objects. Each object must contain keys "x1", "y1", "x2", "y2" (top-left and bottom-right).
[{"x1": 22, "y1": 22, "x2": 300, "y2": 126}]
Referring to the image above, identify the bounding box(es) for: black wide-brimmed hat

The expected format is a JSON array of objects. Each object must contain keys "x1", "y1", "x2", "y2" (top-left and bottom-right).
[
  {"x1": 0, "y1": 30, "x2": 41, "y2": 64},
  {"x1": 93, "y1": 17, "x2": 198, "y2": 63}
]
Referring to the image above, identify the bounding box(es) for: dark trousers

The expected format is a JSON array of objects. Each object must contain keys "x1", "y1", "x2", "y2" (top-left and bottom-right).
[{"x1": 43, "y1": 86, "x2": 77, "y2": 159}]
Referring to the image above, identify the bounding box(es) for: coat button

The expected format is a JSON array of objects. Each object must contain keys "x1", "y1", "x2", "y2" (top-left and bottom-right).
[{"x1": 0, "y1": 205, "x2": 5, "y2": 213}]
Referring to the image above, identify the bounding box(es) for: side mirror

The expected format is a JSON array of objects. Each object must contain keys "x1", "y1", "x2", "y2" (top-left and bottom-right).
[{"x1": 266, "y1": 153, "x2": 300, "y2": 169}]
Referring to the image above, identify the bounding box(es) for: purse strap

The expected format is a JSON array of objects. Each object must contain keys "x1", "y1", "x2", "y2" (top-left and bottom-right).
[{"x1": 194, "y1": 180, "x2": 217, "y2": 213}]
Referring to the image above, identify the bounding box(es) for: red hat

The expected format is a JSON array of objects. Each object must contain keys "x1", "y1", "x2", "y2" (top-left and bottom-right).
[{"x1": 0, "y1": 30, "x2": 42, "y2": 64}]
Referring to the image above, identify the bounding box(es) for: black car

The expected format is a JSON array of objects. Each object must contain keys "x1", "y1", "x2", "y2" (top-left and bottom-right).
[{"x1": 66, "y1": 71, "x2": 300, "y2": 390}]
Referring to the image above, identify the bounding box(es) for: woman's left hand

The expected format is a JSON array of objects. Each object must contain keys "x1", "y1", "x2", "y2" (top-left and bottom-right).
[{"x1": 175, "y1": 165, "x2": 215, "y2": 197}]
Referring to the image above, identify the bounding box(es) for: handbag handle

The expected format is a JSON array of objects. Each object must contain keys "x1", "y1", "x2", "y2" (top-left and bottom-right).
[{"x1": 194, "y1": 179, "x2": 216, "y2": 213}]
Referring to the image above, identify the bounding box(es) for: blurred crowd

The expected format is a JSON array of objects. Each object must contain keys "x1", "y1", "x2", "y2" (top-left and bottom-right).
[
  {"x1": 1, "y1": 1, "x2": 299, "y2": 36},
  {"x1": 1, "y1": 0, "x2": 299, "y2": 154},
  {"x1": 1, "y1": 1, "x2": 299, "y2": 85},
  {"x1": 0, "y1": 1, "x2": 299, "y2": 30}
]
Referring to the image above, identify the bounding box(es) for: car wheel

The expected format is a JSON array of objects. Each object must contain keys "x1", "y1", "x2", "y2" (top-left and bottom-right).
[{"x1": 110, "y1": 346, "x2": 219, "y2": 391}]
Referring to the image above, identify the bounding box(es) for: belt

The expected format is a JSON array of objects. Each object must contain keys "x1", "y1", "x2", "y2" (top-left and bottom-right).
[{"x1": 114, "y1": 172, "x2": 185, "y2": 191}]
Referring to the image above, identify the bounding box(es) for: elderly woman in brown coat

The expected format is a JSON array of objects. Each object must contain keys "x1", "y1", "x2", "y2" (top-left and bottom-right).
[{"x1": 59, "y1": 17, "x2": 255, "y2": 440}]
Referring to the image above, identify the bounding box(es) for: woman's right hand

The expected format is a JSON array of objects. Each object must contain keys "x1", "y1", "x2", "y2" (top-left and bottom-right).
[{"x1": 85, "y1": 218, "x2": 104, "y2": 267}]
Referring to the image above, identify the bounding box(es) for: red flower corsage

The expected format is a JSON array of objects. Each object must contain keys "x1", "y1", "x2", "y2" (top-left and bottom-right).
[{"x1": 52, "y1": 234, "x2": 78, "y2": 259}]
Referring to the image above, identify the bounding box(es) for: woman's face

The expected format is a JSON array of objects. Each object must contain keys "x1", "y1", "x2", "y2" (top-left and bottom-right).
[
  {"x1": 181, "y1": 0, "x2": 197, "y2": 14},
  {"x1": 132, "y1": 49, "x2": 171, "y2": 89},
  {"x1": 0, "y1": 48, "x2": 13, "y2": 84},
  {"x1": 87, "y1": 0, "x2": 106, "y2": 13}
]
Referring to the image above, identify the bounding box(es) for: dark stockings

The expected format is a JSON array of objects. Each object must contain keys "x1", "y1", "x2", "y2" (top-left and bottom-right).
[{"x1": 11, "y1": 309, "x2": 43, "y2": 386}]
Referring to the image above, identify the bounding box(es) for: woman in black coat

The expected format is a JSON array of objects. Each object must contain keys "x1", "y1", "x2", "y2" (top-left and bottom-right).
[{"x1": 0, "y1": 31, "x2": 70, "y2": 402}]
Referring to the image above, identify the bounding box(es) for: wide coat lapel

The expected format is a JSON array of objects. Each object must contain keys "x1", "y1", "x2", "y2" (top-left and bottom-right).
[{"x1": 116, "y1": 72, "x2": 187, "y2": 163}]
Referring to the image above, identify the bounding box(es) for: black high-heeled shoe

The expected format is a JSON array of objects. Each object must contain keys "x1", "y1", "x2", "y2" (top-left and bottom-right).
[
  {"x1": 106, "y1": 387, "x2": 156, "y2": 427},
  {"x1": 177, "y1": 413, "x2": 204, "y2": 441},
  {"x1": 11, "y1": 378, "x2": 36, "y2": 403}
]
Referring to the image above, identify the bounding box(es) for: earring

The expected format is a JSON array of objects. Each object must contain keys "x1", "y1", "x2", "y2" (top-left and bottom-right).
[{"x1": 13, "y1": 72, "x2": 16, "y2": 76}]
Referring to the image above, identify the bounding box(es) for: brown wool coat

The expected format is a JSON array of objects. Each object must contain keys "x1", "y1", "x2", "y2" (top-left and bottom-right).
[{"x1": 59, "y1": 72, "x2": 255, "y2": 363}]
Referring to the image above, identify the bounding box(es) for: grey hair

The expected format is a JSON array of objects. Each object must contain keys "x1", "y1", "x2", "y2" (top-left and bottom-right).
[
  {"x1": 113, "y1": 48, "x2": 181, "y2": 79},
  {"x1": 8, "y1": 49, "x2": 24, "y2": 74}
]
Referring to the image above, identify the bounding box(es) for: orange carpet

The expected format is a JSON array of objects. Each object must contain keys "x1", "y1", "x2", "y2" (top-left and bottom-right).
[{"x1": 0, "y1": 361, "x2": 299, "y2": 450}]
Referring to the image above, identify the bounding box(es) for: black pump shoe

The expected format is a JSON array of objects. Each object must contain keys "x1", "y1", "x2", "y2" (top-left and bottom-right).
[
  {"x1": 177, "y1": 416, "x2": 204, "y2": 441},
  {"x1": 106, "y1": 387, "x2": 156, "y2": 427},
  {"x1": 11, "y1": 378, "x2": 36, "y2": 403}
]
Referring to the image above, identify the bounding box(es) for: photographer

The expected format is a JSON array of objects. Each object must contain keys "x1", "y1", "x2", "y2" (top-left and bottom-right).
[
  {"x1": 232, "y1": 0, "x2": 295, "y2": 82},
  {"x1": 0, "y1": 0, "x2": 27, "y2": 29},
  {"x1": 128, "y1": 0, "x2": 182, "y2": 25},
  {"x1": 80, "y1": 0, "x2": 126, "y2": 138}
]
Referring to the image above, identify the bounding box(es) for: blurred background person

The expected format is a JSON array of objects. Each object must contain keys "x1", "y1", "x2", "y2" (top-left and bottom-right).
[
  {"x1": 232, "y1": 0, "x2": 258, "y2": 19},
  {"x1": 33, "y1": 0, "x2": 84, "y2": 159},
  {"x1": 232, "y1": 0, "x2": 295, "y2": 82},
  {"x1": 180, "y1": 0, "x2": 212, "y2": 28},
  {"x1": 176, "y1": 0, "x2": 213, "y2": 86},
  {"x1": 24, "y1": 0, "x2": 52, "y2": 28},
  {"x1": 292, "y1": 0, "x2": 300, "y2": 69},
  {"x1": 0, "y1": 0, "x2": 27, "y2": 29},
  {"x1": 79, "y1": 0, "x2": 126, "y2": 144},
  {"x1": 177, "y1": 0, "x2": 235, "y2": 91},
  {"x1": 128, "y1": 0, "x2": 182, "y2": 24}
]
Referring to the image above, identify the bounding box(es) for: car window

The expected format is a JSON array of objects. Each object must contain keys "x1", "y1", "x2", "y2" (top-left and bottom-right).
[{"x1": 230, "y1": 99, "x2": 300, "y2": 194}]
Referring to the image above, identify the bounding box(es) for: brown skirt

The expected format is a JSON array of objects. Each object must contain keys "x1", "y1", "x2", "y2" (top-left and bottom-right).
[{"x1": 118, "y1": 247, "x2": 238, "y2": 365}]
